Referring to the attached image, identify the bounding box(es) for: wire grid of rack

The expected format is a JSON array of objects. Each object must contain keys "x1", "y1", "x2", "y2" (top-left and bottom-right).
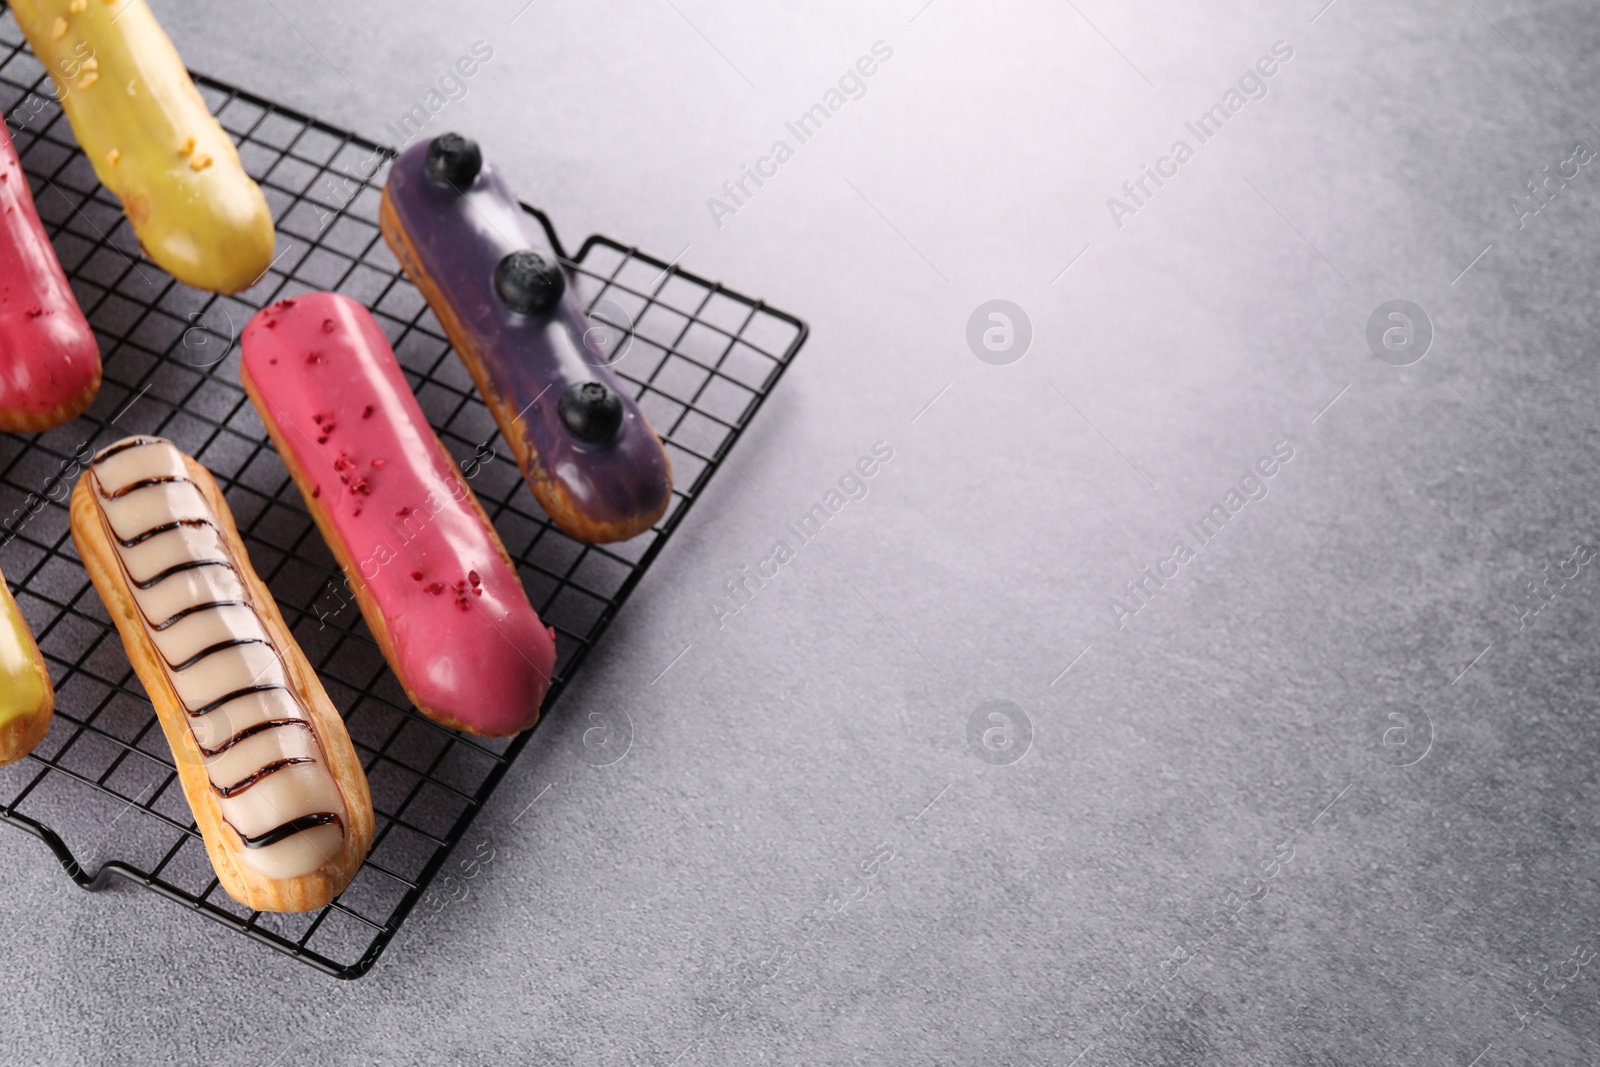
[{"x1": 0, "y1": 14, "x2": 805, "y2": 978}]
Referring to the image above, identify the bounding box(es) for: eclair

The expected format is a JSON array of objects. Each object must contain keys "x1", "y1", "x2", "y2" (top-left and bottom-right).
[
  {"x1": 379, "y1": 133, "x2": 672, "y2": 543},
  {"x1": 11, "y1": 0, "x2": 275, "y2": 294},
  {"x1": 0, "y1": 121, "x2": 100, "y2": 432},
  {"x1": 0, "y1": 563, "x2": 54, "y2": 766},
  {"x1": 240, "y1": 292, "x2": 556, "y2": 737},
  {"x1": 70, "y1": 437, "x2": 373, "y2": 912}
]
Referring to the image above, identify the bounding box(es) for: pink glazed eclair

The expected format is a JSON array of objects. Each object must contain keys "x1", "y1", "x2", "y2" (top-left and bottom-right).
[
  {"x1": 240, "y1": 292, "x2": 556, "y2": 737},
  {"x1": 0, "y1": 121, "x2": 100, "y2": 432}
]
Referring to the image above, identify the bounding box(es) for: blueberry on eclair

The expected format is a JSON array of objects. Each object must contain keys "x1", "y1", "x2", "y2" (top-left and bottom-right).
[{"x1": 379, "y1": 133, "x2": 672, "y2": 543}]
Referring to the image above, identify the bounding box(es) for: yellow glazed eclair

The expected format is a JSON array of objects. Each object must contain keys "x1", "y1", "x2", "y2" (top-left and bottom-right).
[
  {"x1": 11, "y1": 0, "x2": 275, "y2": 294},
  {"x1": 0, "y1": 563, "x2": 53, "y2": 766}
]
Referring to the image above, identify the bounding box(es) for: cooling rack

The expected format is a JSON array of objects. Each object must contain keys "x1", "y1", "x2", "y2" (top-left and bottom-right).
[{"x1": 0, "y1": 13, "x2": 805, "y2": 978}]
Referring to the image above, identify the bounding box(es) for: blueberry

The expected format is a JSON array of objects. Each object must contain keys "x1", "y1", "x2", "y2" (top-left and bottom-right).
[
  {"x1": 494, "y1": 250, "x2": 565, "y2": 315},
  {"x1": 424, "y1": 133, "x2": 482, "y2": 188},
  {"x1": 558, "y1": 381, "x2": 623, "y2": 443}
]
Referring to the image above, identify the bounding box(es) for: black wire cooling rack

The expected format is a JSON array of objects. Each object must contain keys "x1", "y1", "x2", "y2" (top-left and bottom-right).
[{"x1": 0, "y1": 14, "x2": 804, "y2": 978}]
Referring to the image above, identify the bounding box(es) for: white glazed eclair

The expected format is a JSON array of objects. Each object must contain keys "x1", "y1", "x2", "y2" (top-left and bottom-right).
[{"x1": 70, "y1": 436, "x2": 372, "y2": 911}]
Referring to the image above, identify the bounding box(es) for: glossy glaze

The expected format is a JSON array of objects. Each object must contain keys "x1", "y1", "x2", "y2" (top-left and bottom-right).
[
  {"x1": 241, "y1": 293, "x2": 556, "y2": 736},
  {"x1": 381, "y1": 137, "x2": 671, "y2": 540},
  {"x1": 0, "y1": 562, "x2": 52, "y2": 763},
  {"x1": 0, "y1": 121, "x2": 100, "y2": 430},
  {"x1": 0, "y1": 580, "x2": 49, "y2": 729},
  {"x1": 87, "y1": 437, "x2": 345, "y2": 879},
  {"x1": 11, "y1": 0, "x2": 274, "y2": 293}
]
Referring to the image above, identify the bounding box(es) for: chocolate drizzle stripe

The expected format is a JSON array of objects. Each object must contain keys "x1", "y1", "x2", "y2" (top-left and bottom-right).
[
  {"x1": 192, "y1": 683, "x2": 288, "y2": 717},
  {"x1": 117, "y1": 517, "x2": 214, "y2": 548},
  {"x1": 238, "y1": 812, "x2": 341, "y2": 849},
  {"x1": 133, "y1": 558, "x2": 233, "y2": 590},
  {"x1": 212, "y1": 757, "x2": 315, "y2": 798},
  {"x1": 101, "y1": 475, "x2": 196, "y2": 499},
  {"x1": 169, "y1": 637, "x2": 271, "y2": 672},
  {"x1": 151, "y1": 600, "x2": 250, "y2": 631},
  {"x1": 91, "y1": 436, "x2": 164, "y2": 464},
  {"x1": 199, "y1": 718, "x2": 312, "y2": 757},
  {"x1": 88, "y1": 441, "x2": 345, "y2": 856}
]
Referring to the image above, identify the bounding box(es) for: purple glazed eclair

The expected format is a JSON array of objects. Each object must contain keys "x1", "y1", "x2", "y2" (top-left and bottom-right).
[{"x1": 378, "y1": 133, "x2": 672, "y2": 544}]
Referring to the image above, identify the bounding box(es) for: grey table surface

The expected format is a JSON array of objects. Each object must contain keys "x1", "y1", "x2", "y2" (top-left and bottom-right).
[{"x1": 4, "y1": 0, "x2": 1600, "y2": 1063}]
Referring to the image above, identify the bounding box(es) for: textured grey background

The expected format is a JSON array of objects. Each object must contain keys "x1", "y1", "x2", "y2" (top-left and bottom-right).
[{"x1": 4, "y1": 0, "x2": 1600, "y2": 1063}]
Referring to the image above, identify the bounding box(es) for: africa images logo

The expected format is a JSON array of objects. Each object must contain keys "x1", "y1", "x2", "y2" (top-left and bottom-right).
[
  {"x1": 966, "y1": 300, "x2": 1032, "y2": 366},
  {"x1": 1365, "y1": 300, "x2": 1432, "y2": 366},
  {"x1": 710, "y1": 441, "x2": 895, "y2": 628},
  {"x1": 966, "y1": 701, "x2": 1033, "y2": 766},
  {"x1": 1105, "y1": 41, "x2": 1295, "y2": 230},
  {"x1": 1110, "y1": 441, "x2": 1296, "y2": 630},
  {"x1": 706, "y1": 41, "x2": 895, "y2": 228}
]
